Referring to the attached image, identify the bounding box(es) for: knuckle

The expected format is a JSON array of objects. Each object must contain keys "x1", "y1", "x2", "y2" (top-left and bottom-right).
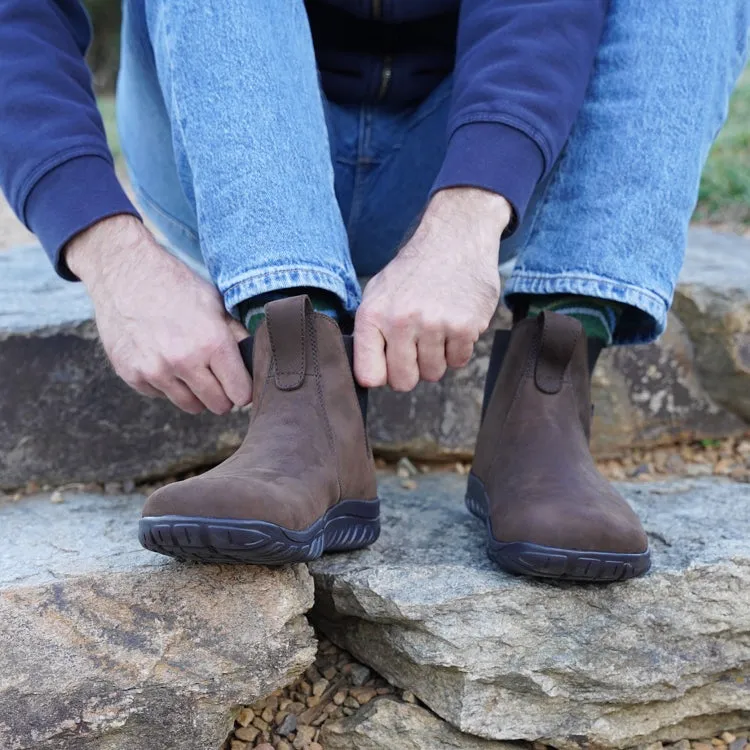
[
  {"x1": 170, "y1": 351, "x2": 200, "y2": 375},
  {"x1": 142, "y1": 363, "x2": 168, "y2": 386},
  {"x1": 130, "y1": 375, "x2": 153, "y2": 393},
  {"x1": 421, "y1": 317, "x2": 444, "y2": 336},
  {"x1": 114, "y1": 363, "x2": 138, "y2": 385},
  {"x1": 448, "y1": 321, "x2": 476, "y2": 341},
  {"x1": 357, "y1": 303, "x2": 384, "y2": 326},
  {"x1": 390, "y1": 311, "x2": 418, "y2": 333}
]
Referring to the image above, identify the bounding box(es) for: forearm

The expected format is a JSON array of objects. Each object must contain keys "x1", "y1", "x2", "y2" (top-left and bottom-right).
[
  {"x1": 417, "y1": 188, "x2": 512, "y2": 255},
  {"x1": 65, "y1": 214, "x2": 153, "y2": 288}
]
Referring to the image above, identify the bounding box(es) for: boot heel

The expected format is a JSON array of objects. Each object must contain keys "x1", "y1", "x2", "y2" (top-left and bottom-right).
[{"x1": 323, "y1": 499, "x2": 381, "y2": 552}]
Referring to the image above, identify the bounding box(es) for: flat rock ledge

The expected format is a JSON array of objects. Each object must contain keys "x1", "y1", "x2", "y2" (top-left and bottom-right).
[
  {"x1": 0, "y1": 492, "x2": 316, "y2": 750},
  {"x1": 311, "y1": 474, "x2": 750, "y2": 750}
]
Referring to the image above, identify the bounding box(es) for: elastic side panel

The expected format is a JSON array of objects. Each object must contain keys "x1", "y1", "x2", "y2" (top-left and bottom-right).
[
  {"x1": 342, "y1": 335, "x2": 369, "y2": 426},
  {"x1": 482, "y1": 329, "x2": 511, "y2": 423}
]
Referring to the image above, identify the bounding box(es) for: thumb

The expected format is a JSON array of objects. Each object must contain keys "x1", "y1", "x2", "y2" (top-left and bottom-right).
[{"x1": 354, "y1": 311, "x2": 388, "y2": 389}]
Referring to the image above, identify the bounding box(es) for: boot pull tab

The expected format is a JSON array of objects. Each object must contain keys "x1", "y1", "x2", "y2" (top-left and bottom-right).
[
  {"x1": 265, "y1": 295, "x2": 311, "y2": 391},
  {"x1": 534, "y1": 311, "x2": 581, "y2": 394}
]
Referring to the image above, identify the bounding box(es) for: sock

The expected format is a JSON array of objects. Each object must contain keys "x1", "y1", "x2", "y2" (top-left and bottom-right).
[
  {"x1": 526, "y1": 294, "x2": 623, "y2": 346},
  {"x1": 238, "y1": 287, "x2": 344, "y2": 335}
]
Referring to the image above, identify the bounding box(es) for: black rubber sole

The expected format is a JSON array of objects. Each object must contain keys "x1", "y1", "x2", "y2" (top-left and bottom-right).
[
  {"x1": 139, "y1": 499, "x2": 380, "y2": 565},
  {"x1": 465, "y1": 473, "x2": 651, "y2": 582}
]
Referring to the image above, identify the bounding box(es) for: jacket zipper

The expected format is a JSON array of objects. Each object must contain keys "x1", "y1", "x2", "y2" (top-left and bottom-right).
[
  {"x1": 377, "y1": 55, "x2": 393, "y2": 100},
  {"x1": 372, "y1": 0, "x2": 391, "y2": 101}
]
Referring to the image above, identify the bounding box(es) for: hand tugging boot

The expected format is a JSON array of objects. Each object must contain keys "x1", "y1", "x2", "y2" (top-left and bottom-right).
[
  {"x1": 467, "y1": 311, "x2": 650, "y2": 582},
  {"x1": 139, "y1": 295, "x2": 380, "y2": 564}
]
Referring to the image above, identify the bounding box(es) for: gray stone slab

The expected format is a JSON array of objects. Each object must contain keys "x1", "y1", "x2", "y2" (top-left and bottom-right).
[
  {"x1": 0, "y1": 244, "x2": 248, "y2": 489},
  {"x1": 311, "y1": 474, "x2": 750, "y2": 749},
  {"x1": 673, "y1": 228, "x2": 750, "y2": 421},
  {"x1": 680, "y1": 228, "x2": 750, "y2": 294},
  {"x1": 0, "y1": 491, "x2": 316, "y2": 750},
  {"x1": 3, "y1": 230, "x2": 747, "y2": 488},
  {"x1": 0, "y1": 244, "x2": 94, "y2": 334}
]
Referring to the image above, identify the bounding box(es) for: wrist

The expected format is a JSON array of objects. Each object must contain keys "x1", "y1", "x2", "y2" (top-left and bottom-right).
[
  {"x1": 425, "y1": 187, "x2": 512, "y2": 243},
  {"x1": 64, "y1": 214, "x2": 149, "y2": 284}
]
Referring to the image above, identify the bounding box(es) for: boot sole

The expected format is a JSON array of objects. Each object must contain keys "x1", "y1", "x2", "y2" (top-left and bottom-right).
[
  {"x1": 139, "y1": 499, "x2": 380, "y2": 565},
  {"x1": 465, "y1": 474, "x2": 651, "y2": 582}
]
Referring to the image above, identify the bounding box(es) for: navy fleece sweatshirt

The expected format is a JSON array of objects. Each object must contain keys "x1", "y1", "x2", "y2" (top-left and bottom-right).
[{"x1": 0, "y1": 0, "x2": 607, "y2": 279}]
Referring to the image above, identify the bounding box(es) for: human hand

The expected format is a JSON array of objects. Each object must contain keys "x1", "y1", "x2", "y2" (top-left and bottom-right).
[
  {"x1": 65, "y1": 215, "x2": 252, "y2": 414},
  {"x1": 354, "y1": 188, "x2": 511, "y2": 391}
]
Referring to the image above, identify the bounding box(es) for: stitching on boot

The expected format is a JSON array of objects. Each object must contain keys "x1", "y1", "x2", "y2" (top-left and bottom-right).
[
  {"x1": 267, "y1": 298, "x2": 307, "y2": 390},
  {"x1": 534, "y1": 313, "x2": 580, "y2": 395}
]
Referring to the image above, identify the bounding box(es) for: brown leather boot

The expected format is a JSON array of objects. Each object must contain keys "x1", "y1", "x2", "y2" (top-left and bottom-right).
[
  {"x1": 467, "y1": 311, "x2": 650, "y2": 582},
  {"x1": 139, "y1": 295, "x2": 379, "y2": 564}
]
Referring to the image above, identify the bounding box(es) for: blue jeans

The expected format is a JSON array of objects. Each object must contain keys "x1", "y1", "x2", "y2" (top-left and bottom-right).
[{"x1": 117, "y1": 0, "x2": 748, "y2": 345}]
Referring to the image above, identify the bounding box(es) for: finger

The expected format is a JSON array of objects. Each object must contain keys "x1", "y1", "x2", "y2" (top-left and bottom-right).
[
  {"x1": 131, "y1": 380, "x2": 163, "y2": 399},
  {"x1": 445, "y1": 335, "x2": 475, "y2": 369},
  {"x1": 158, "y1": 378, "x2": 206, "y2": 414},
  {"x1": 416, "y1": 330, "x2": 447, "y2": 383},
  {"x1": 210, "y1": 341, "x2": 253, "y2": 407},
  {"x1": 354, "y1": 313, "x2": 388, "y2": 388},
  {"x1": 115, "y1": 364, "x2": 164, "y2": 399},
  {"x1": 385, "y1": 329, "x2": 419, "y2": 392},
  {"x1": 227, "y1": 316, "x2": 250, "y2": 343},
  {"x1": 181, "y1": 368, "x2": 234, "y2": 415}
]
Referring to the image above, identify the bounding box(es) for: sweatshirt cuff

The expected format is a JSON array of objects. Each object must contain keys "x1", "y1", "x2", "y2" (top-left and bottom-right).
[
  {"x1": 431, "y1": 121, "x2": 545, "y2": 236},
  {"x1": 24, "y1": 154, "x2": 141, "y2": 281}
]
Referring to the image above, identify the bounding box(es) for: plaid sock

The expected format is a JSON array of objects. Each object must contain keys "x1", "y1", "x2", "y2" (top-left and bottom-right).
[{"x1": 527, "y1": 294, "x2": 622, "y2": 345}]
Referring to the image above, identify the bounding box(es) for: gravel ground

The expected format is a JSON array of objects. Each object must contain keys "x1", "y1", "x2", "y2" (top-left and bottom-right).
[
  {"x1": 385, "y1": 435, "x2": 750, "y2": 490},
  {"x1": 5, "y1": 436, "x2": 750, "y2": 502},
  {"x1": 6, "y1": 436, "x2": 750, "y2": 502},
  {"x1": 223, "y1": 636, "x2": 401, "y2": 750}
]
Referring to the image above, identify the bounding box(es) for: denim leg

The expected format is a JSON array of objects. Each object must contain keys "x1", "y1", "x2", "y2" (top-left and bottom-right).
[
  {"x1": 117, "y1": 0, "x2": 360, "y2": 315},
  {"x1": 503, "y1": 0, "x2": 750, "y2": 345},
  {"x1": 327, "y1": 79, "x2": 453, "y2": 277},
  {"x1": 118, "y1": 0, "x2": 208, "y2": 278}
]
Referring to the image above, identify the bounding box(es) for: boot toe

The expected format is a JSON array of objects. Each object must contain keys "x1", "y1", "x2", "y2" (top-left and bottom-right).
[
  {"x1": 490, "y1": 487, "x2": 648, "y2": 555},
  {"x1": 141, "y1": 473, "x2": 328, "y2": 531}
]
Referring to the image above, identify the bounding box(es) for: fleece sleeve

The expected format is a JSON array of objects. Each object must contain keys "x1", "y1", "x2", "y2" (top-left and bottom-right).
[
  {"x1": 432, "y1": 0, "x2": 609, "y2": 232},
  {"x1": 0, "y1": 0, "x2": 139, "y2": 279}
]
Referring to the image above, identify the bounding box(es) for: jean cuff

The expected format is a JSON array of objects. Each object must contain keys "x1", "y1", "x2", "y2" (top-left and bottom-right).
[
  {"x1": 222, "y1": 265, "x2": 362, "y2": 318},
  {"x1": 503, "y1": 269, "x2": 670, "y2": 345}
]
